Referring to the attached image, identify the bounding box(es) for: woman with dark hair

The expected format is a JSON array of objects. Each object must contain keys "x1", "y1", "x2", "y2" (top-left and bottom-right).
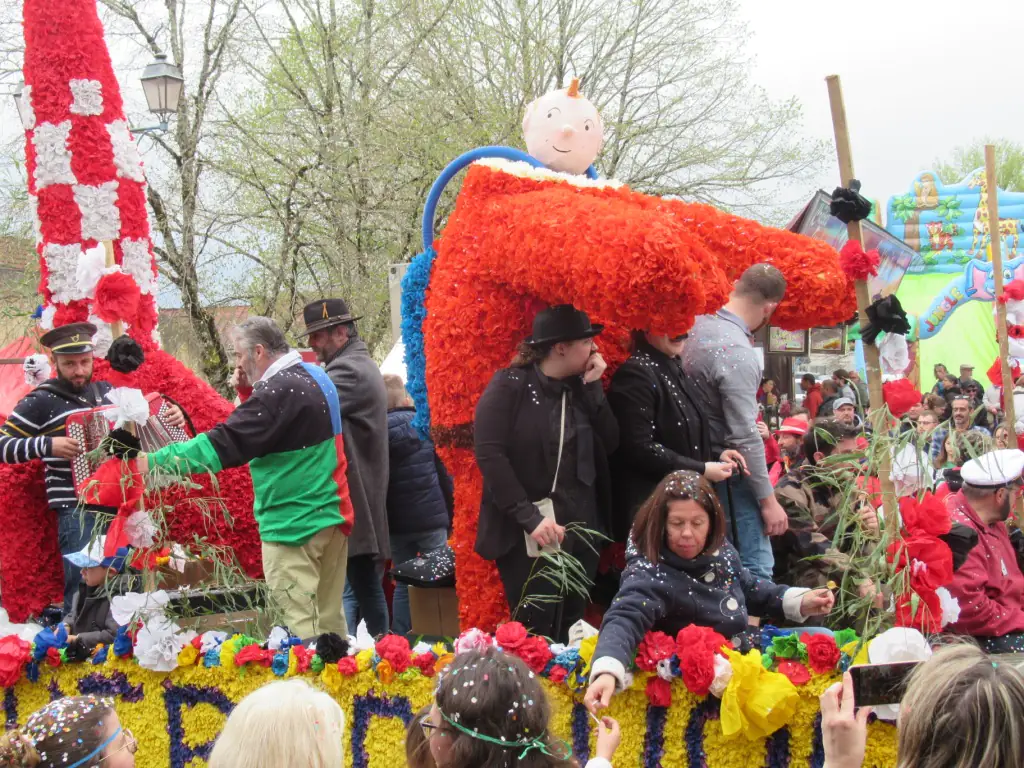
[
  {"x1": 583, "y1": 470, "x2": 834, "y2": 710},
  {"x1": 474, "y1": 305, "x2": 619, "y2": 641},
  {"x1": 607, "y1": 332, "x2": 746, "y2": 536}
]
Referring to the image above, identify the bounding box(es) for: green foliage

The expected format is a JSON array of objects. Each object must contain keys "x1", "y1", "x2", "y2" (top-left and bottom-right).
[
  {"x1": 934, "y1": 138, "x2": 1024, "y2": 191},
  {"x1": 936, "y1": 196, "x2": 962, "y2": 222},
  {"x1": 891, "y1": 194, "x2": 917, "y2": 223}
]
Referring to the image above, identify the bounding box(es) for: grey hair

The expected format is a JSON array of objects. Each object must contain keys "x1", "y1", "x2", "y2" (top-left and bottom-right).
[{"x1": 234, "y1": 316, "x2": 290, "y2": 358}]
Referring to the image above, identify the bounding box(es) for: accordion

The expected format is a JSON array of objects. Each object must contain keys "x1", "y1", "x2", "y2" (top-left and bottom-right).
[{"x1": 66, "y1": 393, "x2": 189, "y2": 487}]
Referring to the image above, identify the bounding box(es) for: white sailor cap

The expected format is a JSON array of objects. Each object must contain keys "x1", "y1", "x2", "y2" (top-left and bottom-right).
[{"x1": 961, "y1": 449, "x2": 1024, "y2": 488}]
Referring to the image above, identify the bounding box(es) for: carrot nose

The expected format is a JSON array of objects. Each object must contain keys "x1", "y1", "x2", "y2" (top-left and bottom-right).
[{"x1": 561, "y1": 124, "x2": 575, "y2": 137}]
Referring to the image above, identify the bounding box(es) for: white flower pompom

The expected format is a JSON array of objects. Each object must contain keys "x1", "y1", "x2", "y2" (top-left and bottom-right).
[
  {"x1": 125, "y1": 509, "x2": 158, "y2": 549},
  {"x1": 134, "y1": 615, "x2": 195, "y2": 672},
  {"x1": 267, "y1": 626, "x2": 291, "y2": 652},
  {"x1": 76, "y1": 245, "x2": 108, "y2": 299},
  {"x1": 879, "y1": 332, "x2": 910, "y2": 380},
  {"x1": 111, "y1": 590, "x2": 171, "y2": 627},
  {"x1": 936, "y1": 587, "x2": 961, "y2": 628},
  {"x1": 709, "y1": 653, "x2": 733, "y2": 698},
  {"x1": 87, "y1": 315, "x2": 113, "y2": 357},
  {"x1": 23, "y1": 354, "x2": 50, "y2": 387},
  {"x1": 39, "y1": 304, "x2": 56, "y2": 331},
  {"x1": 105, "y1": 387, "x2": 150, "y2": 429}
]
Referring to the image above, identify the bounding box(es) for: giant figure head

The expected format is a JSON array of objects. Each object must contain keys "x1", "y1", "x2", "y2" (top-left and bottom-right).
[{"x1": 523, "y1": 78, "x2": 603, "y2": 175}]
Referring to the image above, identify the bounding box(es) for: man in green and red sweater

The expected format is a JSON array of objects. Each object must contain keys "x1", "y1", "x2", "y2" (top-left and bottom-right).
[{"x1": 143, "y1": 317, "x2": 354, "y2": 639}]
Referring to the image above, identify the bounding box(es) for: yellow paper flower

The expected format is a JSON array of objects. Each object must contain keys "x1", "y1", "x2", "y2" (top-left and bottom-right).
[
  {"x1": 721, "y1": 649, "x2": 799, "y2": 741},
  {"x1": 434, "y1": 652, "x2": 454, "y2": 675},
  {"x1": 842, "y1": 640, "x2": 871, "y2": 667},
  {"x1": 578, "y1": 634, "x2": 598, "y2": 676},
  {"x1": 177, "y1": 645, "x2": 199, "y2": 667},
  {"x1": 218, "y1": 636, "x2": 240, "y2": 669},
  {"x1": 286, "y1": 647, "x2": 300, "y2": 677},
  {"x1": 356, "y1": 648, "x2": 374, "y2": 672},
  {"x1": 431, "y1": 641, "x2": 449, "y2": 656},
  {"x1": 320, "y1": 664, "x2": 342, "y2": 695}
]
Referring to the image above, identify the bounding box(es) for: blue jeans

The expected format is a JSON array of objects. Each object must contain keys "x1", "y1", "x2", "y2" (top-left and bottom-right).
[
  {"x1": 715, "y1": 475, "x2": 774, "y2": 580},
  {"x1": 388, "y1": 528, "x2": 449, "y2": 636},
  {"x1": 343, "y1": 555, "x2": 390, "y2": 637},
  {"x1": 57, "y1": 508, "x2": 99, "y2": 614}
]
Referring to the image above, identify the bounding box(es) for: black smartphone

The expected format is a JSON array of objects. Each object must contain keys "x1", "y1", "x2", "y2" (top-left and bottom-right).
[{"x1": 848, "y1": 661, "x2": 920, "y2": 706}]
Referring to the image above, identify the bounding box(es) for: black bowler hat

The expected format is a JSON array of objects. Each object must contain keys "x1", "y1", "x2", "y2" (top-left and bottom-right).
[
  {"x1": 39, "y1": 322, "x2": 98, "y2": 355},
  {"x1": 525, "y1": 305, "x2": 603, "y2": 346},
  {"x1": 298, "y1": 298, "x2": 362, "y2": 337}
]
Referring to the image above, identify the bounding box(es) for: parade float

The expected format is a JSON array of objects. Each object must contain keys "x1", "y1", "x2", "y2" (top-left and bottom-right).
[{"x1": 0, "y1": 1, "x2": 935, "y2": 766}]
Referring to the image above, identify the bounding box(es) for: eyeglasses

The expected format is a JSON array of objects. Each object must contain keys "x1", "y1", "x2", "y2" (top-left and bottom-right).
[
  {"x1": 419, "y1": 715, "x2": 439, "y2": 738},
  {"x1": 99, "y1": 728, "x2": 137, "y2": 761}
]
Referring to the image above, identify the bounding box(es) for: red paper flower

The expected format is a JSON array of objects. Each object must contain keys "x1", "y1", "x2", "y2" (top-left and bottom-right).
[
  {"x1": 45, "y1": 646, "x2": 62, "y2": 668},
  {"x1": 0, "y1": 636, "x2": 30, "y2": 687},
  {"x1": 645, "y1": 675, "x2": 672, "y2": 707},
  {"x1": 514, "y1": 636, "x2": 554, "y2": 674},
  {"x1": 337, "y1": 656, "x2": 358, "y2": 676},
  {"x1": 883, "y1": 379, "x2": 922, "y2": 419},
  {"x1": 412, "y1": 652, "x2": 437, "y2": 677},
  {"x1": 547, "y1": 665, "x2": 568, "y2": 684},
  {"x1": 889, "y1": 535, "x2": 954, "y2": 595},
  {"x1": 94, "y1": 271, "x2": 142, "y2": 324},
  {"x1": 495, "y1": 621, "x2": 529, "y2": 651},
  {"x1": 234, "y1": 645, "x2": 270, "y2": 667},
  {"x1": 777, "y1": 660, "x2": 811, "y2": 686},
  {"x1": 895, "y1": 590, "x2": 943, "y2": 634},
  {"x1": 635, "y1": 631, "x2": 675, "y2": 672},
  {"x1": 376, "y1": 634, "x2": 412, "y2": 673},
  {"x1": 839, "y1": 241, "x2": 881, "y2": 282},
  {"x1": 679, "y1": 647, "x2": 715, "y2": 696},
  {"x1": 675, "y1": 625, "x2": 731, "y2": 658},
  {"x1": 801, "y1": 633, "x2": 840, "y2": 674},
  {"x1": 898, "y1": 493, "x2": 952, "y2": 538}
]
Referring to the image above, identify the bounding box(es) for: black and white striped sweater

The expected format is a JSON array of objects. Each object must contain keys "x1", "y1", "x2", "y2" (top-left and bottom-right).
[{"x1": 0, "y1": 379, "x2": 112, "y2": 509}]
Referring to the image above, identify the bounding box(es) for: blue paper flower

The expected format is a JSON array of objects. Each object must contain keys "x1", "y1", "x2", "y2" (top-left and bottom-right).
[
  {"x1": 91, "y1": 646, "x2": 109, "y2": 665},
  {"x1": 271, "y1": 651, "x2": 289, "y2": 677},
  {"x1": 112, "y1": 626, "x2": 133, "y2": 658},
  {"x1": 32, "y1": 625, "x2": 67, "y2": 661},
  {"x1": 400, "y1": 247, "x2": 438, "y2": 439},
  {"x1": 203, "y1": 648, "x2": 221, "y2": 668}
]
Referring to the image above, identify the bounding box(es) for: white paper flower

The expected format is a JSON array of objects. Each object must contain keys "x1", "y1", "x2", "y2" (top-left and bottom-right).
[
  {"x1": 76, "y1": 245, "x2": 107, "y2": 299},
  {"x1": 43, "y1": 243, "x2": 82, "y2": 304},
  {"x1": 656, "y1": 657, "x2": 674, "y2": 682},
  {"x1": 32, "y1": 121, "x2": 75, "y2": 188},
  {"x1": 267, "y1": 626, "x2": 290, "y2": 652},
  {"x1": 200, "y1": 631, "x2": 229, "y2": 654},
  {"x1": 18, "y1": 84, "x2": 35, "y2": 130},
  {"x1": 867, "y1": 627, "x2": 933, "y2": 721},
  {"x1": 135, "y1": 615, "x2": 194, "y2": 672},
  {"x1": 568, "y1": 619, "x2": 599, "y2": 647},
  {"x1": 348, "y1": 619, "x2": 376, "y2": 653},
  {"x1": 168, "y1": 544, "x2": 187, "y2": 574},
  {"x1": 454, "y1": 628, "x2": 495, "y2": 655},
  {"x1": 120, "y1": 238, "x2": 156, "y2": 294},
  {"x1": 936, "y1": 587, "x2": 961, "y2": 628},
  {"x1": 125, "y1": 509, "x2": 158, "y2": 548},
  {"x1": 111, "y1": 590, "x2": 171, "y2": 627},
  {"x1": 23, "y1": 355, "x2": 50, "y2": 387},
  {"x1": 39, "y1": 304, "x2": 56, "y2": 331},
  {"x1": 879, "y1": 333, "x2": 910, "y2": 379},
  {"x1": 73, "y1": 181, "x2": 121, "y2": 242},
  {"x1": 107, "y1": 121, "x2": 145, "y2": 182},
  {"x1": 87, "y1": 314, "x2": 113, "y2": 357},
  {"x1": 69, "y1": 79, "x2": 103, "y2": 116},
  {"x1": 709, "y1": 653, "x2": 733, "y2": 698},
  {"x1": 411, "y1": 640, "x2": 432, "y2": 656},
  {"x1": 106, "y1": 387, "x2": 150, "y2": 429},
  {"x1": 891, "y1": 444, "x2": 929, "y2": 498}
]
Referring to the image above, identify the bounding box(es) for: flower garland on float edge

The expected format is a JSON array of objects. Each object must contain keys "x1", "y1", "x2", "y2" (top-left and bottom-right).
[
  {"x1": 0, "y1": 620, "x2": 898, "y2": 768},
  {"x1": 410, "y1": 160, "x2": 857, "y2": 631}
]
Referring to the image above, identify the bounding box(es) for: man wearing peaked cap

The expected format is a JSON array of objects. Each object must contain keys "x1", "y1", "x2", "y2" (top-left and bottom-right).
[
  {"x1": 0, "y1": 321, "x2": 183, "y2": 613},
  {"x1": 944, "y1": 448, "x2": 1024, "y2": 652},
  {"x1": 300, "y1": 299, "x2": 391, "y2": 636}
]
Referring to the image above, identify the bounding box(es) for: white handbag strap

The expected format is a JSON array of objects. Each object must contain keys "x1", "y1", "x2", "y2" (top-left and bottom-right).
[{"x1": 551, "y1": 391, "x2": 567, "y2": 495}]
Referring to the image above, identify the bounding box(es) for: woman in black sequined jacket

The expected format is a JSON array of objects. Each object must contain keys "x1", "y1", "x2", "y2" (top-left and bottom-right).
[{"x1": 608, "y1": 333, "x2": 744, "y2": 537}]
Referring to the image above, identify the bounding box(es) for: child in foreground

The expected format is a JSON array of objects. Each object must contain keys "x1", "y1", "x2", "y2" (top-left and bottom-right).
[
  {"x1": 417, "y1": 646, "x2": 620, "y2": 767},
  {"x1": 62, "y1": 536, "x2": 125, "y2": 654}
]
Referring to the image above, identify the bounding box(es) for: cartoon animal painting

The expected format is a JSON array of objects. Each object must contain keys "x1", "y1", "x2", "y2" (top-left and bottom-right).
[
  {"x1": 914, "y1": 173, "x2": 940, "y2": 209},
  {"x1": 926, "y1": 221, "x2": 959, "y2": 252},
  {"x1": 968, "y1": 172, "x2": 1022, "y2": 255}
]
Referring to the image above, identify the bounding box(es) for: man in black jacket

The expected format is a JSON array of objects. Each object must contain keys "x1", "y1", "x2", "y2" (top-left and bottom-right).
[{"x1": 0, "y1": 323, "x2": 183, "y2": 612}]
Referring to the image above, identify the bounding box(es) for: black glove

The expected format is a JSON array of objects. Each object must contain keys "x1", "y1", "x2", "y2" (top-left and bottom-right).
[
  {"x1": 940, "y1": 522, "x2": 979, "y2": 572},
  {"x1": 101, "y1": 427, "x2": 141, "y2": 459}
]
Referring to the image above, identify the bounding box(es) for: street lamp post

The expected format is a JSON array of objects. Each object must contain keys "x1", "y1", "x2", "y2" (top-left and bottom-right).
[{"x1": 12, "y1": 53, "x2": 183, "y2": 136}]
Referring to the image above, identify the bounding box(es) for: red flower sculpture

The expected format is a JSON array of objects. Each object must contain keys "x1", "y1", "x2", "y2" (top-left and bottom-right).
[
  {"x1": 422, "y1": 161, "x2": 856, "y2": 630},
  {"x1": 887, "y1": 492, "x2": 954, "y2": 632},
  {"x1": 514, "y1": 635, "x2": 554, "y2": 674},
  {"x1": 645, "y1": 675, "x2": 672, "y2": 707},
  {"x1": 338, "y1": 657, "x2": 358, "y2": 676},
  {"x1": 801, "y1": 633, "x2": 840, "y2": 674},
  {"x1": 495, "y1": 621, "x2": 529, "y2": 651},
  {"x1": 412, "y1": 652, "x2": 437, "y2": 677},
  {"x1": 376, "y1": 634, "x2": 413, "y2": 673},
  {"x1": 777, "y1": 660, "x2": 811, "y2": 686},
  {"x1": 898, "y1": 493, "x2": 952, "y2": 538},
  {"x1": 674, "y1": 625, "x2": 728, "y2": 696},
  {"x1": 94, "y1": 271, "x2": 141, "y2": 324},
  {"x1": 839, "y1": 241, "x2": 881, "y2": 282}
]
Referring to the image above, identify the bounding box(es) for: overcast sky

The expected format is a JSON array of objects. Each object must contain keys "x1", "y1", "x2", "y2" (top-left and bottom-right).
[{"x1": 734, "y1": 0, "x2": 1024, "y2": 206}]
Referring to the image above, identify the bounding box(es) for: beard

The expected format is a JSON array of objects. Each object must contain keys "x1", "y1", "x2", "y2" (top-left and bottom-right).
[
  {"x1": 58, "y1": 371, "x2": 91, "y2": 393},
  {"x1": 997, "y1": 495, "x2": 1013, "y2": 522}
]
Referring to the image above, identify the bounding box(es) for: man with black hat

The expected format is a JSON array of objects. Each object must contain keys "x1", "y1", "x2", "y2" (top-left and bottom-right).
[
  {"x1": 300, "y1": 298, "x2": 390, "y2": 637},
  {"x1": 0, "y1": 322, "x2": 183, "y2": 611},
  {"x1": 944, "y1": 449, "x2": 1024, "y2": 651}
]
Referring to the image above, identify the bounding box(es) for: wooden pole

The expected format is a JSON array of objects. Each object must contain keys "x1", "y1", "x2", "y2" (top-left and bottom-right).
[
  {"x1": 102, "y1": 241, "x2": 124, "y2": 339},
  {"x1": 986, "y1": 145, "x2": 1017, "y2": 432},
  {"x1": 825, "y1": 75, "x2": 899, "y2": 535}
]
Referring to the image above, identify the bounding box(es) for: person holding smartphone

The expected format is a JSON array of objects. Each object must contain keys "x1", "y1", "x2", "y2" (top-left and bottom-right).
[{"x1": 474, "y1": 305, "x2": 619, "y2": 642}]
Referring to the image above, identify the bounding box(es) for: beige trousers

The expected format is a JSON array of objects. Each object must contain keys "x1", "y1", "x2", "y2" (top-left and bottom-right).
[{"x1": 261, "y1": 526, "x2": 349, "y2": 639}]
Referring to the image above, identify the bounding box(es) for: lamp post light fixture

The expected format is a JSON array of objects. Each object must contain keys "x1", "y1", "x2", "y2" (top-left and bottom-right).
[{"x1": 134, "y1": 53, "x2": 184, "y2": 135}]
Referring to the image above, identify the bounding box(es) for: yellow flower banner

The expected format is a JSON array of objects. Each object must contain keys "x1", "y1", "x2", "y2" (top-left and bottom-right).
[{"x1": 0, "y1": 659, "x2": 897, "y2": 768}]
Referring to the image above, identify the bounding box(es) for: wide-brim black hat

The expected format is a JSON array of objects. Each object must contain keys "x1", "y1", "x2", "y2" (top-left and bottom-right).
[
  {"x1": 525, "y1": 304, "x2": 603, "y2": 346},
  {"x1": 39, "y1": 322, "x2": 98, "y2": 355},
  {"x1": 297, "y1": 298, "x2": 362, "y2": 337}
]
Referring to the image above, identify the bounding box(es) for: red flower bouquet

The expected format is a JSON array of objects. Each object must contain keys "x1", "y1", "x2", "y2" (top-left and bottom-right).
[
  {"x1": 839, "y1": 241, "x2": 881, "y2": 282},
  {"x1": 801, "y1": 633, "x2": 840, "y2": 674},
  {"x1": 338, "y1": 657, "x2": 358, "y2": 676},
  {"x1": 645, "y1": 675, "x2": 672, "y2": 707},
  {"x1": 514, "y1": 636, "x2": 554, "y2": 674},
  {"x1": 777, "y1": 660, "x2": 811, "y2": 686},
  {"x1": 412, "y1": 652, "x2": 437, "y2": 677}
]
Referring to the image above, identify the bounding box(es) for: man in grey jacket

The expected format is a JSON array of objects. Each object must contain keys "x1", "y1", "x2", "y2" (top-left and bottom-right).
[
  {"x1": 301, "y1": 298, "x2": 391, "y2": 636},
  {"x1": 683, "y1": 264, "x2": 790, "y2": 579}
]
